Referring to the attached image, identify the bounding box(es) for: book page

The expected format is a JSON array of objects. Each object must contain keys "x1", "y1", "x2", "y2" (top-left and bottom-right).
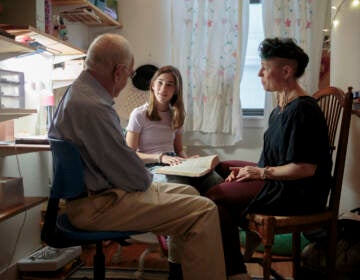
[{"x1": 154, "y1": 155, "x2": 219, "y2": 177}]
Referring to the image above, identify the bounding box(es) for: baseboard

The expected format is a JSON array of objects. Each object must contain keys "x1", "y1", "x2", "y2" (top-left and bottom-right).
[{"x1": 0, "y1": 263, "x2": 18, "y2": 280}]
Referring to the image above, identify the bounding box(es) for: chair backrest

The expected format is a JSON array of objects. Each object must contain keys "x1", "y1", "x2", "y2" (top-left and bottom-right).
[
  {"x1": 49, "y1": 138, "x2": 85, "y2": 199},
  {"x1": 312, "y1": 86, "x2": 353, "y2": 214},
  {"x1": 313, "y1": 86, "x2": 345, "y2": 156}
]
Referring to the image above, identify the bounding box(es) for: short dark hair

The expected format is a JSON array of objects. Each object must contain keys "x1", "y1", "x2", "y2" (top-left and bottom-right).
[{"x1": 258, "y1": 37, "x2": 309, "y2": 78}]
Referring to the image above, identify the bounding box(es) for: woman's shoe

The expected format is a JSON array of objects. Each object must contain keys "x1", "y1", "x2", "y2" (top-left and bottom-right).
[
  {"x1": 243, "y1": 230, "x2": 261, "y2": 261},
  {"x1": 168, "y1": 262, "x2": 183, "y2": 280},
  {"x1": 228, "y1": 273, "x2": 252, "y2": 280}
]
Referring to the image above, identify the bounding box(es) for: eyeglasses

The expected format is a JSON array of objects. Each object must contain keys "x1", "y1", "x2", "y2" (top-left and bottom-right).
[{"x1": 129, "y1": 70, "x2": 137, "y2": 80}]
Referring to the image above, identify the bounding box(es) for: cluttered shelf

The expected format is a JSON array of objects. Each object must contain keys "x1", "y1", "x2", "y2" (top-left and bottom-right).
[
  {"x1": 51, "y1": 0, "x2": 122, "y2": 28},
  {"x1": 1, "y1": 25, "x2": 85, "y2": 63},
  {"x1": 0, "y1": 34, "x2": 36, "y2": 61},
  {"x1": 0, "y1": 197, "x2": 47, "y2": 222}
]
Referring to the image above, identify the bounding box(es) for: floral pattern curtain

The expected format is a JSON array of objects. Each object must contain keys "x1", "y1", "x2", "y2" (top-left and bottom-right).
[
  {"x1": 171, "y1": 0, "x2": 248, "y2": 146},
  {"x1": 262, "y1": 0, "x2": 330, "y2": 119}
]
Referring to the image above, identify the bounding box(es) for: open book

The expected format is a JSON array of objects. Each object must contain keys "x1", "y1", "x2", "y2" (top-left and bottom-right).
[{"x1": 154, "y1": 154, "x2": 219, "y2": 177}]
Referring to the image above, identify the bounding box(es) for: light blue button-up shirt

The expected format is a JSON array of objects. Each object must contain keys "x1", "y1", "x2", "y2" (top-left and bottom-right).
[{"x1": 48, "y1": 71, "x2": 153, "y2": 192}]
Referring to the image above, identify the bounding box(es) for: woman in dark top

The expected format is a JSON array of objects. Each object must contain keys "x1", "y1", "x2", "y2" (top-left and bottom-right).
[{"x1": 205, "y1": 37, "x2": 332, "y2": 280}]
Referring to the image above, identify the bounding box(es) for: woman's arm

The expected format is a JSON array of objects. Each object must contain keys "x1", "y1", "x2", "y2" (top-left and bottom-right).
[
  {"x1": 227, "y1": 162, "x2": 317, "y2": 182},
  {"x1": 126, "y1": 130, "x2": 183, "y2": 165},
  {"x1": 174, "y1": 132, "x2": 187, "y2": 158},
  {"x1": 126, "y1": 131, "x2": 163, "y2": 163}
]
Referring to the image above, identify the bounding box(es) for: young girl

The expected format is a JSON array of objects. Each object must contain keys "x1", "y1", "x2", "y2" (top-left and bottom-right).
[{"x1": 126, "y1": 65, "x2": 223, "y2": 194}]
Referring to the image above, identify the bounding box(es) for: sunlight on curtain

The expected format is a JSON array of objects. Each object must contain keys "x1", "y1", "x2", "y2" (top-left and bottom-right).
[
  {"x1": 262, "y1": 0, "x2": 330, "y2": 124},
  {"x1": 171, "y1": 0, "x2": 248, "y2": 147}
]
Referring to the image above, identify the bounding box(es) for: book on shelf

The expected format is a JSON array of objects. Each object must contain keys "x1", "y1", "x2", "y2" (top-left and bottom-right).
[{"x1": 154, "y1": 154, "x2": 220, "y2": 177}]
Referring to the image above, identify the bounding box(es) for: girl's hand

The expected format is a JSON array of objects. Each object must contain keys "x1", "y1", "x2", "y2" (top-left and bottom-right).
[
  {"x1": 186, "y1": 154, "x2": 199, "y2": 159},
  {"x1": 226, "y1": 166, "x2": 263, "y2": 182},
  {"x1": 161, "y1": 155, "x2": 185, "y2": 166}
]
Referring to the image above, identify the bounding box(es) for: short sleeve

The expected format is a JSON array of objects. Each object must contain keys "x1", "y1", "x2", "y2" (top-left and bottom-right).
[
  {"x1": 286, "y1": 100, "x2": 328, "y2": 165},
  {"x1": 127, "y1": 106, "x2": 145, "y2": 133}
]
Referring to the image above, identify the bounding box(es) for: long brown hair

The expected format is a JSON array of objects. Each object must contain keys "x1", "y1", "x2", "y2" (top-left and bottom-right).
[{"x1": 147, "y1": 65, "x2": 186, "y2": 130}]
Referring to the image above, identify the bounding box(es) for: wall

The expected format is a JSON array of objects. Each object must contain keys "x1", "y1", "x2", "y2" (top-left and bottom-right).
[
  {"x1": 116, "y1": 0, "x2": 264, "y2": 163},
  {"x1": 331, "y1": 0, "x2": 360, "y2": 213}
]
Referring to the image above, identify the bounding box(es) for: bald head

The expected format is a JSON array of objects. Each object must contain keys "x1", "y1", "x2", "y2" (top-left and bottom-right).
[{"x1": 85, "y1": 33, "x2": 133, "y2": 76}]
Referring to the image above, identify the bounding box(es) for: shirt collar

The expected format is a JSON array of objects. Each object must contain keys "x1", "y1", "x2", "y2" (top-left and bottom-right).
[{"x1": 79, "y1": 70, "x2": 115, "y2": 106}]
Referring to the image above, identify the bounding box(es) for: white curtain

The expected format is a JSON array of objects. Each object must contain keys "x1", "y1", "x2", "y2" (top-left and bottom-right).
[
  {"x1": 262, "y1": 0, "x2": 330, "y2": 123},
  {"x1": 171, "y1": 0, "x2": 249, "y2": 146}
]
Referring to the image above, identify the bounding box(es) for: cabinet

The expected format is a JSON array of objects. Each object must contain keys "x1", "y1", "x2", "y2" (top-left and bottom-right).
[
  {"x1": 0, "y1": 69, "x2": 25, "y2": 109},
  {"x1": 0, "y1": 106, "x2": 49, "y2": 237},
  {"x1": 0, "y1": 143, "x2": 49, "y2": 222},
  {"x1": 0, "y1": 141, "x2": 49, "y2": 222}
]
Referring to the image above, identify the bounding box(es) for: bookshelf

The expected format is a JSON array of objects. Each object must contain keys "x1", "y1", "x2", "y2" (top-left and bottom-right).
[{"x1": 51, "y1": 0, "x2": 122, "y2": 28}]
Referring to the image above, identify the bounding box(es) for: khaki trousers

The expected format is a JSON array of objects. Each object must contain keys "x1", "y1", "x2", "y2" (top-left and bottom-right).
[{"x1": 66, "y1": 182, "x2": 226, "y2": 280}]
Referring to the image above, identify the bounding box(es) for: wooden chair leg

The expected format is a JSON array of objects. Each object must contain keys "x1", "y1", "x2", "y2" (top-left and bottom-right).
[
  {"x1": 263, "y1": 244, "x2": 272, "y2": 280},
  {"x1": 94, "y1": 242, "x2": 106, "y2": 280},
  {"x1": 326, "y1": 222, "x2": 338, "y2": 280},
  {"x1": 292, "y1": 232, "x2": 301, "y2": 279},
  {"x1": 262, "y1": 217, "x2": 276, "y2": 280}
]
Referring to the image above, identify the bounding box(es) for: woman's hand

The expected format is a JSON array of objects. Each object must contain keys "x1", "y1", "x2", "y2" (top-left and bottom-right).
[
  {"x1": 225, "y1": 163, "x2": 317, "y2": 182},
  {"x1": 225, "y1": 166, "x2": 263, "y2": 182},
  {"x1": 161, "y1": 155, "x2": 185, "y2": 166}
]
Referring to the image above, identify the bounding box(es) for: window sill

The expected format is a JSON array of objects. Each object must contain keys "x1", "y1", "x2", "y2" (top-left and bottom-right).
[{"x1": 243, "y1": 115, "x2": 265, "y2": 128}]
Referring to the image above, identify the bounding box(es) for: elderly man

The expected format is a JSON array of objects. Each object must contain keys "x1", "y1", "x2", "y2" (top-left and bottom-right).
[{"x1": 48, "y1": 33, "x2": 226, "y2": 280}]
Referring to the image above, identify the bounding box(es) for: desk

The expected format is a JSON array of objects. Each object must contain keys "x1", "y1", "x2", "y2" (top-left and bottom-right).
[
  {"x1": 0, "y1": 197, "x2": 47, "y2": 222},
  {"x1": 0, "y1": 144, "x2": 50, "y2": 221},
  {"x1": 0, "y1": 144, "x2": 50, "y2": 157}
]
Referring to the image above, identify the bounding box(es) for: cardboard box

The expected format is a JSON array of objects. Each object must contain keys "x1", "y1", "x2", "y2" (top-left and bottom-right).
[{"x1": 0, "y1": 177, "x2": 24, "y2": 210}]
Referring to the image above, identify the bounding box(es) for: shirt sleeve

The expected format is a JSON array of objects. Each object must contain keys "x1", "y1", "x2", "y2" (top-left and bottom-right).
[
  {"x1": 81, "y1": 102, "x2": 152, "y2": 192},
  {"x1": 175, "y1": 127, "x2": 183, "y2": 135},
  {"x1": 126, "y1": 107, "x2": 144, "y2": 133},
  {"x1": 286, "y1": 101, "x2": 328, "y2": 165},
  {"x1": 50, "y1": 90, "x2": 152, "y2": 192}
]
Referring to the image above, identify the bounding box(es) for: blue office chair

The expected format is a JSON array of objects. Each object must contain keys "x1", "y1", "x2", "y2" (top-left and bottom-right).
[{"x1": 41, "y1": 138, "x2": 142, "y2": 280}]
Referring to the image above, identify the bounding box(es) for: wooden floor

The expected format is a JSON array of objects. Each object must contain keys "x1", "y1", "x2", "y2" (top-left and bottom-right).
[
  {"x1": 245, "y1": 251, "x2": 293, "y2": 278},
  {"x1": 76, "y1": 242, "x2": 295, "y2": 279}
]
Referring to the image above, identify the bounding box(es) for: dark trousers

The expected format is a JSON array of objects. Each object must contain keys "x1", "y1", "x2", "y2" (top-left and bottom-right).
[{"x1": 205, "y1": 160, "x2": 264, "y2": 276}]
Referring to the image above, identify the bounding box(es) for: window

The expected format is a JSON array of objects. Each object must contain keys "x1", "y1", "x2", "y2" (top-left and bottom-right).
[{"x1": 240, "y1": 0, "x2": 265, "y2": 116}]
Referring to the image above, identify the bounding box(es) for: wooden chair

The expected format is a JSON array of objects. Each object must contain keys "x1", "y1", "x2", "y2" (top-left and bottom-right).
[
  {"x1": 245, "y1": 87, "x2": 353, "y2": 280},
  {"x1": 313, "y1": 86, "x2": 348, "y2": 157}
]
